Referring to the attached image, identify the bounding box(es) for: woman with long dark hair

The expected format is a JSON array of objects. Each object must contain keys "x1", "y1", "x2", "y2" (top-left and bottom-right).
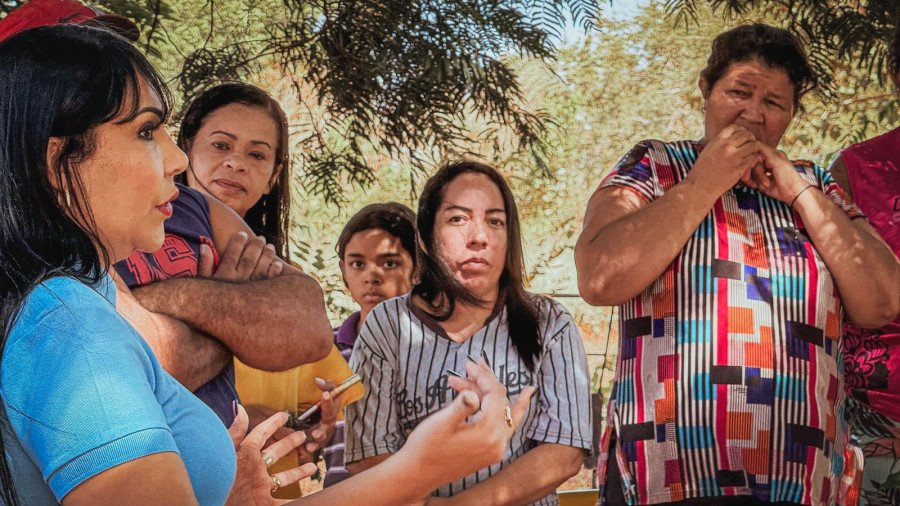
[
  {"x1": 0, "y1": 25, "x2": 535, "y2": 505},
  {"x1": 176, "y1": 83, "x2": 291, "y2": 259},
  {"x1": 345, "y1": 161, "x2": 592, "y2": 505}
]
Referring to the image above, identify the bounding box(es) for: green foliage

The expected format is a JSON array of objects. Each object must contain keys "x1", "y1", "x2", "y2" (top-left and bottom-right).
[{"x1": 89, "y1": 0, "x2": 605, "y2": 203}]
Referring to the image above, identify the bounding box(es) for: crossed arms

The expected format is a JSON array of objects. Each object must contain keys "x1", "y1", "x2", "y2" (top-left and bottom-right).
[{"x1": 115, "y1": 195, "x2": 332, "y2": 390}]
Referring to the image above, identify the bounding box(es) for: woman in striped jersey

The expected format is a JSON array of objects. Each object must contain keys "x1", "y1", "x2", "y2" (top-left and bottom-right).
[
  {"x1": 575, "y1": 23, "x2": 900, "y2": 506},
  {"x1": 345, "y1": 161, "x2": 593, "y2": 505}
]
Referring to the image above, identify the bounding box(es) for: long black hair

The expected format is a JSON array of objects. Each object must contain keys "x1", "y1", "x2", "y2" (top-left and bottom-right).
[
  {"x1": 0, "y1": 25, "x2": 172, "y2": 503},
  {"x1": 413, "y1": 161, "x2": 541, "y2": 370},
  {"x1": 176, "y1": 83, "x2": 292, "y2": 260}
]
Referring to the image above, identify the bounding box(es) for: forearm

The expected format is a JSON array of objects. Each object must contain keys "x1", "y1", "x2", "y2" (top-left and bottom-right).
[
  {"x1": 794, "y1": 188, "x2": 900, "y2": 328},
  {"x1": 345, "y1": 453, "x2": 391, "y2": 476},
  {"x1": 298, "y1": 452, "x2": 431, "y2": 506},
  {"x1": 576, "y1": 177, "x2": 719, "y2": 306},
  {"x1": 132, "y1": 271, "x2": 332, "y2": 370},
  {"x1": 142, "y1": 316, "x2": 232, "y2": 391},
  {"x1": 116, "y1": 282, "x2": 231, "y2": 391},
  {"x1": 437, "y1": 444, "x2": 584, "y2": 505}
]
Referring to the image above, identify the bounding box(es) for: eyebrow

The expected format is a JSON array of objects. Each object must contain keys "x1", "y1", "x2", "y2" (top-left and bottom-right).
[
  {"x1": 732, "y1": 79, "x2": 787, "y2": 101},
  {"x1": 442, "y1": 203, "x2": 506, "y2": 214},
  {"x1": 346, "y1": 252, "x2": 406, "y2": 258},
  {"x1": 209, "y1": 130, "x2": 274, "y2": 149},
  {"x1": 116, "y1": 106, "x2": 164, "y2": 125}
]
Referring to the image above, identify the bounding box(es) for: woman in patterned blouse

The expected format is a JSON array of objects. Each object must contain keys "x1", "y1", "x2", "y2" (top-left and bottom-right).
[{"x1": 575, "y1": 23, "x2": 900, "y2": 506}]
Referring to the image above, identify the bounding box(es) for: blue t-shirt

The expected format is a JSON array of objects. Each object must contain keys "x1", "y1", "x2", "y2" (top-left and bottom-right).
[
  {"x1": 0, "y1": 275, "x2": 235, "y2": 504},
  {"x1": 114, "y1": 183, "x2": 238, "y2": 426}
]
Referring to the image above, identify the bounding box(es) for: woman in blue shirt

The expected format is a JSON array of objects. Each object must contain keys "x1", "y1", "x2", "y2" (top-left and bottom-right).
[{"x1": 0, "y1": 24, "x2": 531, "y2": 505}]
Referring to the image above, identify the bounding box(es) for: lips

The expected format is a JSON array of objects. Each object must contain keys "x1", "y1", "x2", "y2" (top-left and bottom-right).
[
  {"x1": 211, "y1": 178, "x2": 247, "y2": 193},
  {"x1": 361, "y1": 292, "x2": 385, "y2": 302},
  {"x1": 156, "y1": 189, "x2": 179, "y2": 218},
  {"x1": 459, "y1": 257, "x2": 491, "y2": 272}
]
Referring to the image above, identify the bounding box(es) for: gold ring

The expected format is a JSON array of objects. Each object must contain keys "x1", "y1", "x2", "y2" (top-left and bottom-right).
[
  {"x1": 261, "y1": 452, "x2": 274, "y2": 466},
  {"x1": 504, "y1": 403, "x2": 513, "y2": 428},
  {"x1": 271, "y1": 474, "x2": 281, "y2": 493}
]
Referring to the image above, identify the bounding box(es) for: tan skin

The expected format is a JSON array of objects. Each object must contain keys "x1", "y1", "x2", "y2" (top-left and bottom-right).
[
  {"x1": 576, "y1": 58, "x2": 900, "y2": 328},
  {"x1": 348, "y1": 173, "x2": 584, "y2": 505},
  {"x1": 340, "y1": 228, "x2": 415, "y2": 334}
]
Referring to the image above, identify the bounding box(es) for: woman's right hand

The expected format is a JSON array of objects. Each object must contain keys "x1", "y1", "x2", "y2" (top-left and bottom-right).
[
  {"x1": 226, "y1": 405, "x2": 319, "y2": 505},
  {"x1": 398, "y1": 358, "x2": 535, "y2": 482},
  {"x1": 691, "y1": 124, "x2": 762, "y2": 194}
]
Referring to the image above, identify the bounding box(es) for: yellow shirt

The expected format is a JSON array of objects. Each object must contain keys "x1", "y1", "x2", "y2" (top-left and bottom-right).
[{"x1": 235, "y1": 345, "x2": 363, "y2": 498}]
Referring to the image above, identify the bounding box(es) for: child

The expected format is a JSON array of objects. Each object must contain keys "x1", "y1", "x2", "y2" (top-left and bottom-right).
[{"x1": 325, "y1": 202, "x2": 417, "y2": 486}]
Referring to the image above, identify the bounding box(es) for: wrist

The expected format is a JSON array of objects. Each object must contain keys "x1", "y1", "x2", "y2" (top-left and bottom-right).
[
  {"x1": 680, "y1": 172, "x2": 724, "y2": 206},
  {"x1": 789, "y1": 184, "x2": 816, "y2": 208}
]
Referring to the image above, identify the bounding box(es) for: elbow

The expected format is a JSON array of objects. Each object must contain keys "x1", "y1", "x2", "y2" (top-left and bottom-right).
[
  {"x1": 308, "y1": 330, "x2": 333, "y2": 362},
  {"x1": 558, "y1": 449, "x2": 585, "y2": 482},
  {"x1": 575, "y1": 248, "x2": 636, "y2": 306},
  {"x1": 576, "y1": 259, "x2": 609, "y2": 306},
  {"x1": 279, "y1": 326, "x2": 332, "y2": 368},
  {"x1": 577, "y1": 272, "x2": 630, "y2": 307},
  {"x1": 847, "y1": 299, "x2": 899, "y2": 330}
]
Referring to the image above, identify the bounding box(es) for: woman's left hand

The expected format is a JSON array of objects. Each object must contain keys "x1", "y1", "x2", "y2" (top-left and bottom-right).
[
  {"x1": 226, "y1": 405, "x2": 319, "y2": 505},
  {"x1": 745, "y1": 143, "x2": 810, "y2": 204}
]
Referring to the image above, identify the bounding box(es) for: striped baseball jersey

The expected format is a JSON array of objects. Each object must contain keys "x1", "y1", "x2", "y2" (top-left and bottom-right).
[
  {"x1": 598, "y1": 140, "x2": 863, "y2": 505},
  {"x1": 345, "y1": 294, "x2": 592, "y2": 505}
]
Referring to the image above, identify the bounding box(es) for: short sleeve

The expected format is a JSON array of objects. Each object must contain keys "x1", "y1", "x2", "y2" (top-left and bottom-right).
[
  {"x1": 1, "y1": 280, "x2": 179, "y2": 500},
  {"x1": 344, "y1": 302, "x2": 405, "y2": 462},
  {"x1": 525, "y1": 300, "x2": 593, "y2": 450},
  {"x1": 815, "y1": 163, "x2": 865, "y2": 220},
  {"x1": 599, "y1": 141, "x2": 657, "y2": 203}
]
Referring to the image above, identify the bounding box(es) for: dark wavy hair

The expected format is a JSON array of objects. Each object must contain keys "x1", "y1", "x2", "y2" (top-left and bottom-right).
[
  {"x1": 337, "y1": 202, "x2": 417, "y2": 271},
  {"x1": 700, "y1": 23, "x2": 816, "y2": 110},
  {"x1": 0, "y1": 25, "x2": 172, "y2": 504},
  {"x1": 413, "y1": 161, "x2": 540, "y2": 370},
  {"x1": 176, "y1": 83, "x2": 291, "y2": 259}
]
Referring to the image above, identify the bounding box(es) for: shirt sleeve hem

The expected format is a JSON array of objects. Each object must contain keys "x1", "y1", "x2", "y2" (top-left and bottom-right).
[
  {"x1": 599, "y1": 180, "x2": 654, "y2": 204},
  {"x1": 344, "y1": 443, "x2": 397, "y2": 464},
  {"x1": 527, "y1": 430, "x2": 593, "y2": 450},
  {"x1": 49, "y1": 427, "x2": 178, "y2": 500}
]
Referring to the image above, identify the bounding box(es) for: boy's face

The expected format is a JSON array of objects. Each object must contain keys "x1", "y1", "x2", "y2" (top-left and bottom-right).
[{"x1": 340, "y1": 228, "x2": 414, "y2": 315}]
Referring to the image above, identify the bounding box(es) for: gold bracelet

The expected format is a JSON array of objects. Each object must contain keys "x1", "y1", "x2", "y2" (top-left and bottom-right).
[{"x1": 789, "y1": 184, "x2": 815, "y2": 208}]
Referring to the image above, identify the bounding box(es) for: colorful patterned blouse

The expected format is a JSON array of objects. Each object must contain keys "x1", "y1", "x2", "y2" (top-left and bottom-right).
[{"x1": 598, "y1": 140, "x2": 863, "y2": 505}]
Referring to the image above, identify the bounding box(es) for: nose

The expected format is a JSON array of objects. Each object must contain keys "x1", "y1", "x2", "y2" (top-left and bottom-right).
[
  {"x1": 223, "y1": 153, "x2": 247, "y2": 173},
  {"x1": 741, "y1": 99, "x2": 764, "y2": 124},
  {"x1": 467, "y1": 220, "x2": 488, "y2": 249},
  {"x1": 364, "y1": 265, "x2": 383, "y2": 285},
  {"x1": 163, "y1": 130, "x2": 188, "y2": 178}
]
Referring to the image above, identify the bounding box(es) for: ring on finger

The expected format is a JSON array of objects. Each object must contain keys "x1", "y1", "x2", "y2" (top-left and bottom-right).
[
  {"x1": 271, "y1": 474, "x2": 281, "y2": 493},
  {"x1": 261, "y1": 452, "x2": 274, "y2": 466},
  {"x1": 504, "y1": 403, "x2": 513, "y2": 428}
]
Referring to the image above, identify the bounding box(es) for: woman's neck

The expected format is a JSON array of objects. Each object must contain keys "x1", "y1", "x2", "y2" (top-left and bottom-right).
[{"x1": 435, "y1": 294, "x2": 499, "y2": 344}]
